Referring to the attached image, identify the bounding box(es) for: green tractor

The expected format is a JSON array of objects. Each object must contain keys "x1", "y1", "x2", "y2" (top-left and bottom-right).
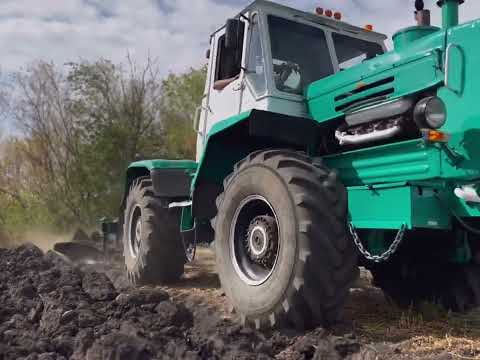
[{"x1": 117, "y1": 0, "x2": 480, "y2": 329}]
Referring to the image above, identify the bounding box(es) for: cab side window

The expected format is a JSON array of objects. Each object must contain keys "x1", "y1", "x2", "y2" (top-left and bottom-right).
[
  {"x1": 215, "y1": 28, "x2": 244, "y2": 81},
  {"x1": 332, "y1": 33, "x2": 384, "y2": 71},
  {"x1": 246, "y1": 14, "x2": 266, "y2": 95}
]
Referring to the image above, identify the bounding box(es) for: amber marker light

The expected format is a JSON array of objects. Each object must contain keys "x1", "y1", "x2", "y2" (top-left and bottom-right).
[
  {"x1": 365, "y1": 24, "x2": 374, "y2": 31},
  {"x1": 422, "y1": 129, "x2": 451, "y2": 143},
  {"x1": 325, "y1": 9, "x2": 333, "y2": 17},
  {"x1": 315, "y1": 7, "x2": 324, "y2": 15},
  {"x1": 334, "y1": 12, "x2": 342, "y2": 20}
]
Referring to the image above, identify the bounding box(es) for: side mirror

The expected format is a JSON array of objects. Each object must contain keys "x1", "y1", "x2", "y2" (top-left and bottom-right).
[{"x1": 225, "y1": 19, "x2": 244, "y2": 50}]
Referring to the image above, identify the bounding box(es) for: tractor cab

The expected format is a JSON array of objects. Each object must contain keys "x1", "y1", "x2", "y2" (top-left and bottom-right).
[{"x1": 195, "y1": 0, "x2": 387, "y2": 160}]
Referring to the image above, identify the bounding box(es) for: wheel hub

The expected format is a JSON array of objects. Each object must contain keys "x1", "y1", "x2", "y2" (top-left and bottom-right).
[
  {"x1": 246, "y1": 216, "x2": 278, "y2": 268},
  {"x1": 129, "y1": 205, "x2": 142, "y2": 258},
  {"x1": 230, "y1": 195, "x2": 280, "y2": 286}
]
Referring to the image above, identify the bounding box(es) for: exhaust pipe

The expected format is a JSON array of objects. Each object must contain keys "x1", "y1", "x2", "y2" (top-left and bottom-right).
[
  {"x1": 415, "y1": 1, "x2": 431, "y2": 26},
  {"x1": 437, "y1": 0, "x2": 464, "y2": 28},
  {"x1": 335, "y1": 124, "x2": 402, "y2": 146}
]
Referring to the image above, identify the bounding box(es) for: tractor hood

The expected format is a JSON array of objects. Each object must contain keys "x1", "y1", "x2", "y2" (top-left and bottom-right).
[{"x1": 306, "y1": 28, "x2": 446, "y2": 124}]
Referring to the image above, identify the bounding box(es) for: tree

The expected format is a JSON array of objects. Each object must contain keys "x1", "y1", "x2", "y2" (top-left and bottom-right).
[
  {"x1": 3, "y1": 59, "x2": 207, "y2": 232},
  {"x1": 160, "y1": 67, "x2": 207, "y2": 159},
  {"x1": 65, "y1": 57, "x2": 166, "y2": 223},
  {"x1": 10, "y1": 59, "x2": 167, "y2": 227}
]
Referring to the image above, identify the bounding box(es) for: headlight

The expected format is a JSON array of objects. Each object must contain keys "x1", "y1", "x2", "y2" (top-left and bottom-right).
[{"x1": 414, "y1": 96, "x2": 447, "y2": 129}]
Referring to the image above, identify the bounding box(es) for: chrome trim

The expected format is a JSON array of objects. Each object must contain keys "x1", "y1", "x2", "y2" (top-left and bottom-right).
[{"x1": 336, "y1": 124, "x2": 402, "y2": 145}]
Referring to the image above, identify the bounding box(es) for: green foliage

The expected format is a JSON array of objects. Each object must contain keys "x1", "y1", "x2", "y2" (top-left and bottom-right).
[
  {"x1": 161, "y1": 67, "x2": 206, "y2": 159},
  {"x1": 0, "y1": 193, "x2": 56, "y2": 234},
  {"x1": 1, "y1": 59, "x2": 206, "y2": 234}
]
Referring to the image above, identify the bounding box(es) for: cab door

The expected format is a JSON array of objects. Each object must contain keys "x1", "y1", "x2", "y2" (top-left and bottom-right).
[{"x1": 196, "y1": 20, "x2": 247, "y2": 158}]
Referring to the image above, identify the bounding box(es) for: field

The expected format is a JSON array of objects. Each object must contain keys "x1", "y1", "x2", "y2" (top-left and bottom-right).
[{"x1": 1, "y1": 239, "x2": 480, "y2": 359}]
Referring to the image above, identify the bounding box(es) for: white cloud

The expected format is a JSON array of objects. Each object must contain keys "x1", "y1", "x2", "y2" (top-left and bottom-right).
[
  {"x1": 0, "y1": 0, "x2": 242, "y2": 75},
  {"x1": 0, "y1": 0, "x2": 478, "y2": 76}
]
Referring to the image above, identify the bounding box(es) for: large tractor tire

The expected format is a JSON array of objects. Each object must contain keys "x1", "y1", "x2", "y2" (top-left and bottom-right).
[
  {"x1": 122, "y1": 177, "x2": 185, "y2": 284},
  {"x1": 214, "y1": 150, "x2": 358, "y2": 329}
]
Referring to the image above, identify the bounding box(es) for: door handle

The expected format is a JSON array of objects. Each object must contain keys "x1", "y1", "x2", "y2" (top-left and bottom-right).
[
  {"x1": 232, "y1": 81, "x2": 245, "y2": 91},
  {"x1": 193, "y1": 105, "x2": 211, "y2": 133},
  {"x1": 444, "y1": 43, "x2": 463, "y2": 94}
]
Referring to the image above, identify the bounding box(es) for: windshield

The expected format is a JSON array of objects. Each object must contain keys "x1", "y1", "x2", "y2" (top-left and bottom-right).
[
  {"x1": 268, "y1": 15, "x2": 334, "y2": 95},
  {"x1": 332, "y1": 33, "x2": 384, "y2": 70}
]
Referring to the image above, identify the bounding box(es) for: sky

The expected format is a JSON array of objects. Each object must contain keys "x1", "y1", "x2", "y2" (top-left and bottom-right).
[
  {"x1": 1, "y1": 0, "x2": 480, "y2": 75},
  {"x1": 0, "y1": 0, "x2": 480, "y2": 133}
]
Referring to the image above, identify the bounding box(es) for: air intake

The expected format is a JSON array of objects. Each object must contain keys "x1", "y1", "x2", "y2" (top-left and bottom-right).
[{"x1": 334, "y1": 77, "x2": 395, "y2": 112}]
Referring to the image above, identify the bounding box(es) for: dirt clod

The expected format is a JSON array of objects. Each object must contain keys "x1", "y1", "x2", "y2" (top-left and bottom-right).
[
  {"x1": 81, "y1": 271, "x2": 117, "y2": 301},
  {"x1": 1, "y1": 243, "x2": 479, "y2": 359}
]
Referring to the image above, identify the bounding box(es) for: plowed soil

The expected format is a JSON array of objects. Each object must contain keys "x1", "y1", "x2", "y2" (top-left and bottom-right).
[{"x1": 1, "y1": 243, "x2": 479, "y2": 360}]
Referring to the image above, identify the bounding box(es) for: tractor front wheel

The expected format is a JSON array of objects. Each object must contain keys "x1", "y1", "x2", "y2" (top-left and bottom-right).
[
  {"x1": 122, "y1": 177, "x2": 185, "y2": 284},
  {"x1": 215, "y1": 150, "x2": 358, "y2": 329}
]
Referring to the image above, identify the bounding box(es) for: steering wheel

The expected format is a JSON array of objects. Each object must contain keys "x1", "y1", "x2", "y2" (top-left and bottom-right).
[{"x1": 273, "y1": 62, "x2": 301, "y2": 92}]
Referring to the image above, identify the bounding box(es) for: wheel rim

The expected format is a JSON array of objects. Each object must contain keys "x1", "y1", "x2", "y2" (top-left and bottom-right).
[
  {"x1": 230, "y1": 195, "x2": 280, "y2": 286},
  {"x1": 129, "y1": 205, "x2": 142, "y2": 258}
]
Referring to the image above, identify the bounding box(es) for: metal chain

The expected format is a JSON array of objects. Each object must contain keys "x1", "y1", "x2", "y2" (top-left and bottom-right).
[{"x1": 348, "y1": 222, "x2": 407, "y2": 263}]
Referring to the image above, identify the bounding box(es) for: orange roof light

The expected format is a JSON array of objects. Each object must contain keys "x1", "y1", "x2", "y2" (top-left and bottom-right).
[
  {"x1": 315, "y1": 7, "x2": 324, "y2": 15},
  {"x1": 365, "y1": 24, "x2": 374, "y2": 31},
  {"x1": 325, "y1": 9, "x2": 333, "y2": 17},
  {"x1": 334, "y1": 12, "x2": 342, "y2": 20}
]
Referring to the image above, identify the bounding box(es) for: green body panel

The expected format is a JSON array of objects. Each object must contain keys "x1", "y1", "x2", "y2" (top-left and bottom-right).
[
  {"x1": 192, "y1": 110, "x2": 253, "y2": 189},
  {"x1": 306, "y1": 29, "x2": 445, "y2": 123},
  {"x1": 454, "y1": 198, "x2": 480, "y2": 218},
  {"x1": 128, "y1": 159, "x2": 198, "y2": 172},
  {"x1": 181, "y1": 206, "x2": 194, "y2": 232},
  {"x1": 348, "y1": 184, "x2": 450, "y2": 230},
  {"x1": 207, "y1": 110, "x2": 253, "y2": 138},
  {"x1": 392, "y1": 26, "x2": 440, "y2": 51},
  {"x1": 325, "y1": 139, "x2": 442, "y2": 186},
  {"x1": 436, "y1": 20, "x2": 480, "y2": 181}
]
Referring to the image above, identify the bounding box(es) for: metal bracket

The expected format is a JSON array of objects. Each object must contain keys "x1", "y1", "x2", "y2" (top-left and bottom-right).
[{"x1": 168, "y1": 201, "x2": 193, "y2": 209}]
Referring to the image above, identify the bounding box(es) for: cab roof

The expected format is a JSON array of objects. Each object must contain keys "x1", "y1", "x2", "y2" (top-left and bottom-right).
[{"x1": 213, "y1": 0, "x2": 387, "y2": 41}]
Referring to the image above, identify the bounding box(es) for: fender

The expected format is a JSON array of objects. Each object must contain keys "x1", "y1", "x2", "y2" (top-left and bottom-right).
[
  {"x1": 191, "y1": 109, "x2": 322, "y2": 220},
  {"x1": 124, "y1": 160, "x2": 197, "y2": 204}
]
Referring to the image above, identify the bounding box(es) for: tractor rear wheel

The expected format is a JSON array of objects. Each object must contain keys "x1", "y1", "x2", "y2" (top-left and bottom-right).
[
  {"x1": 214, "y1": 150, "x2": 358, "y2": 329},
  {"x1": 122, "y1": 177, "x2": 185, "y2": 284}
]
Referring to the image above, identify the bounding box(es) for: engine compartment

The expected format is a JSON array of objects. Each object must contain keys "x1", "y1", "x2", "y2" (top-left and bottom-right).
[{"x1": 318, "y1": 90, "x2": 443, "y2": 156}]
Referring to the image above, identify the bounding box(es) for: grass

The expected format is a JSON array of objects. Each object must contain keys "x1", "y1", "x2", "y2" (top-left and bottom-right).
[{"x1": 343, "y1": 280, "x2": 480, "y2": 359}]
